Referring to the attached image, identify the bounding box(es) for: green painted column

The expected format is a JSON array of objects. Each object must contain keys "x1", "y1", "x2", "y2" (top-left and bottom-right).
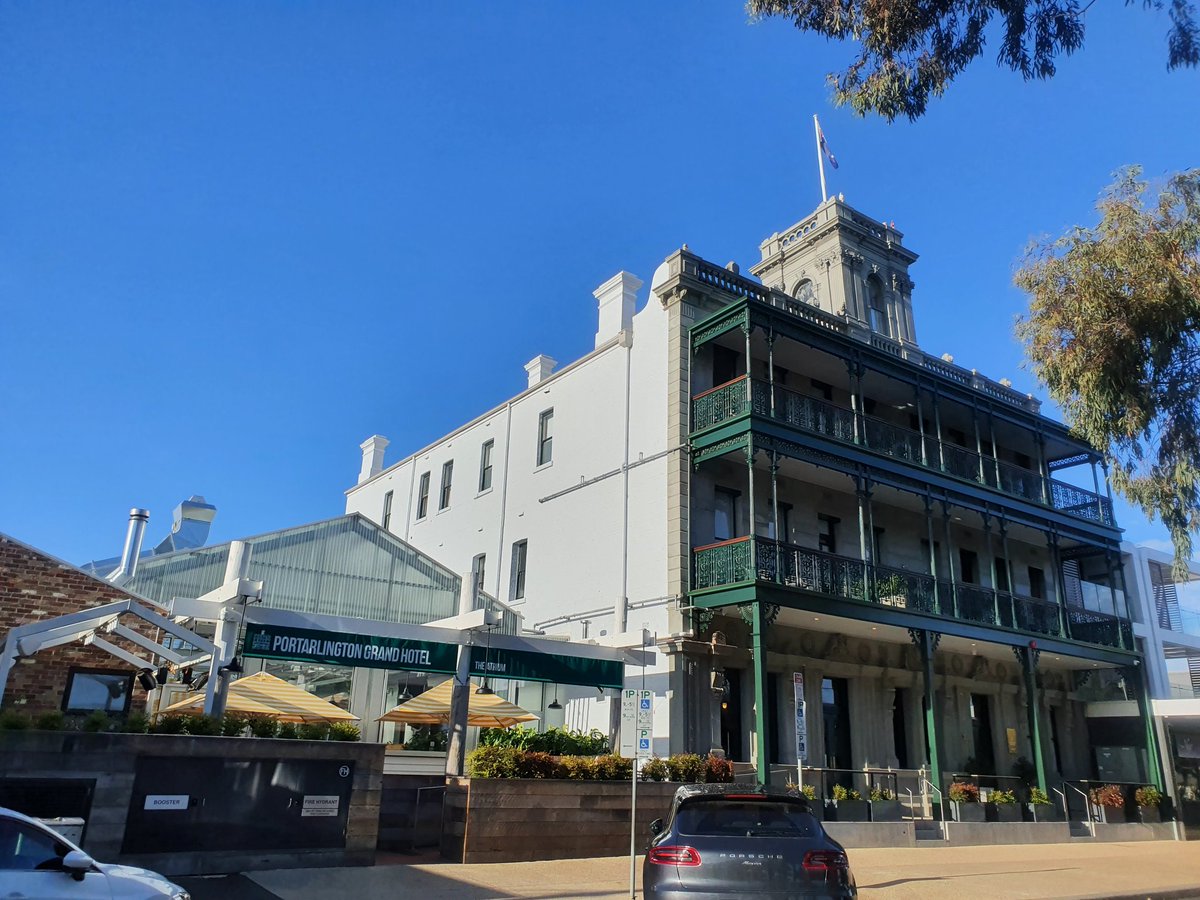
[
  {"x1": 751, "y1": 600, "x2": 771, "y2": 787},
  {"x1": 1020, "y1": 647, "x2": 1048, "y2": 793},
  {"x1": 1134, "y1": 665, "x2": 1165, "y2": 790},
  {"x1": 916, "y1": 629, "x2": 943, "y2": 795}
]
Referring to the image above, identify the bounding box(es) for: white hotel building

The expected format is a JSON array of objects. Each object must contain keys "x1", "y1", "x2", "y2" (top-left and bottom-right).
[{"x1": 346, "y1": 198, "x2": 1156, "y2": 796}]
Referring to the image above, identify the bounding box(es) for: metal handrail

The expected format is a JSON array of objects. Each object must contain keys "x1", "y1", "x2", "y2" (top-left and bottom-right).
[
  {"x1": 921, "y1": 778, "x2": 949, "y2": 841},
  {"x1": 1051, "y1": 787, "x2": 1068, "y2": 826},
  {"x1": 1065, "y1": 782, "x2": 1096, "y2": 838}
]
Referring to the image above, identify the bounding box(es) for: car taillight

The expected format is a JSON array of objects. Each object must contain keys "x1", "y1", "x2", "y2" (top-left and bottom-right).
[
  {"x1": 803, "y1": 850, "x2": 848, "y2": 873},
  {"x1": 647, "y1": 846, "x2": 702, "y2": 867}
]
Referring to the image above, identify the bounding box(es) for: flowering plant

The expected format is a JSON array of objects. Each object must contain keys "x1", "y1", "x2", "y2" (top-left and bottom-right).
[{"x1": 948, "y1": 781, "x2": 979, "y2": 803}]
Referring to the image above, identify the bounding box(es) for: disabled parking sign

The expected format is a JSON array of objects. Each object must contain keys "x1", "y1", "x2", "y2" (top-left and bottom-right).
[{"x1": 619, "y1": 689, "x2": 655, "y2": 758}]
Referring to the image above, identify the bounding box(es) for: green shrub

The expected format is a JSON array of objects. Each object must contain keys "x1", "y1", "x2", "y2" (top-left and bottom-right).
[
  {"x1": 703, "y1": 754, "x2": 734, "y2": 783},
  {"x1": 640, "y1": 757, "x2": 668, "y2": 782},
  {"x1": 221, "y1": 714, "x2": 249, "y2": 737},
  {"x1": 595, "y1": 754, "x2": 633, "y2": 781},
  {"x1": 1135, "y1": 785, "x2": 1162, "y2": 807},
  {"x1": 33, "y1": 711, "x2": 65, "y2": 731},
  {"x1": 869, "y1": 786, "x2": 895, "y2": 802},
  {"x1": 406, "y1": 725, "x2": 448, "y2": 751},
  {"x1": 151, "y1": 714, "x2": 187, "y2": 735},
  {"x1": 666, "y1": 753, "x2": 705, "y2": 783},
  {"x1": 989, "y1": 789, "x2": 1017, "y2": 805},
  {"x1": 479, "y1": 725, "x2": 609, "y2": 755},
  {"x1": 329, "y1": 722, "x2": 361, "y2": 742},
  {"x1": 277, "y1": 722, "x2": 299, "y2": 739},
  {"x1": 1029, "y1": 787, "x2": 1051, "y2": 805},
  {"x1": 298, "y1": 722, "x2": 329, "y2": 741},
  {"x1": 832, "y1": 784, "x2": 861, "y2": 801},
  {"x1": 81, "y1": 711, "x2": 111, "y2": 733},
  {"x1": 0, "y1": 710, "x2": 31, "y2": 730},
  {"x1": 516, "y1": 751, "x2": 562, "y2": 779},
  {"x1": 119, "y1": 713, "x2": 149, "y2": 734},
  {"x1": 246, "y1": 715, "x2": 279, "y2": 738},
  {"x1": 466, "y1": 745, "x2": 523, "y2": 778},
  {"x1": 800, "y1": 784, "x2": 818, "y2": 800},
  {"x1": 560, "y1": 755, "x2": 598, "y2": 780},
  {"x1": 185, "y1": 715, "x2": 221, "y2": 736}
]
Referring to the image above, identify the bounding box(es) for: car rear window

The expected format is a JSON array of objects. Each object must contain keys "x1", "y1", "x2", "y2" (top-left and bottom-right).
[{"x1": 674, "y1": 800, "x2": 820, "y2": 837}]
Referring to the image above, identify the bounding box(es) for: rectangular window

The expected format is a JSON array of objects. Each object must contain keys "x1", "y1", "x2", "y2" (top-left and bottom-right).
[
  {"x1": 439, "y1": 460, "x2": 454, "y2": 510},
  {"x1": 381, "y1": 490, "x2": 393, "y2": 530},
  {"x1": 479, "y1": 440, "x2": 494, "y2": 492},
  {"x1": 537, "y1": 410, "x2": 554, "y2": 466},
  {"x1": 472, "y1": 553, "x2": 487, "y2": 600},
  {"x1": 714, "y1": 488, "x2": 739, "y2": 542},
  {"x1": 872, "y1": 527, "x2": 885, "y2": 564},
  {"x1": 511, "y1": 540, "x2": 528, "y2": 601},
  {"x1": 818, "y1": 515, "x2": 839, "y2": 555},
  {"x1": 1028, "y1": 566, "x2": 1047, "y2": 600},
  {"x1": 712, "y1": 345, "x2": 740, "y2": 386},
  {"x1": 821, "y1": 677, "x2": 852, "y2": 772},
  {"x1": 62, "y1": 668, "x2": 133, "y2": 715},
  {"x1": 811, "y1": 379, "x2": 834, "y2": 402},
  {"x1": 416, "y1": 472, "x2": 430, "y2": 520},
  {"x1": 994, "y1": 556, "x2": 1010, "y2": 593},
  {"x1": 959, "y1": 548, "x2": 979, "y2": 584}
]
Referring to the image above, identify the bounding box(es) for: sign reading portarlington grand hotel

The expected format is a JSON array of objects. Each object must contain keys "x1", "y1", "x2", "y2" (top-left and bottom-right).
[
  {"x1": 243, "y1": 623, "x2": 625, "y2": 689},
  {"x1": 244, "y1": 624, "x2": 459, "y2": 674}
]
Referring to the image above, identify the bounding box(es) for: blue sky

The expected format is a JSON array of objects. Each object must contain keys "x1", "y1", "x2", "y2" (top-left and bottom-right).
[{"x1": 1, "y1": 2, "x2": 1196, "y2": 564}]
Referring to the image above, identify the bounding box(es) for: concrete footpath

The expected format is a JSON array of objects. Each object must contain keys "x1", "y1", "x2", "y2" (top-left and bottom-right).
[{"x1": 178, "y1": 841, "x2": 1200, "y2": 900}]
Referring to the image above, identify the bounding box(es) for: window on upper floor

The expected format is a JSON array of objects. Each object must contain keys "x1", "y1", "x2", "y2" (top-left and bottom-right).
[
  {"x1": 959, "y1": 548, "x2": 979, "y2": 584},
  {"x1": 714, "y1": 488, "x2": 740, "y2": 542},
  {"x1": 793, "y1": 278, "x2": 816, "y2": 306},
  {"x1": 537, "y1": 410, "x2": 554, "y2": 467},
  {"x1": 712, "y1": 345, "x2": 740, "y2": 386},
  {"x1": 511, "y1": 540, "x2": 528, "y2": 601},
  {"x1": 811, "y1": 379, "x2": 834, "y2": 402},
  {"x1": 472, "y1": 553, "x2": 487, "y2": 600},
  {"x1": 382, "y1": 490, "x2": 394, "y2": 530},
  {"x1": 760, "y1": 502, "x2": 793, "y2": 542},
  {"x1": 818, "y1": 514, "x2": 839, "y2": 555},
  {"x1": 479, "y1": 440, "x2": 494, "y2": 492},
  {"x1": 1028, "y1": 566, "x2": 1046, "y2": 600},
  {"x1": 416, "y1": 471, "x2": 430, "y2": 520},
  {"x1": 994, "y1": 556, "x2": 1010, "y2": 593},
  {"x1": 439, "y1": 460, "x2": 454, "y2": 510},
  {"x1": 867, "y1": 274, "x2": 890, "y2": 336}
]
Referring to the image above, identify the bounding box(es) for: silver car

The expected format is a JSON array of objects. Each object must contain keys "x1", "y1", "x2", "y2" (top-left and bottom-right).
[{"x1": 0, "y1": 806, "x2": 190, "y2": 900}]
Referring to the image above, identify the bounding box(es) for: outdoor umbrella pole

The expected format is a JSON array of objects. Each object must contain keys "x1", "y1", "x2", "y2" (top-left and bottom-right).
[{"x1": 445, "y1": 642, "x2": 473, "y2": 777}]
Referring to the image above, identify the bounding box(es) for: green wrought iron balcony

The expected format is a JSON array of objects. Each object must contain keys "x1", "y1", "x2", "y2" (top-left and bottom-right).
[
  {"x1": 691, "y1": 536, "x2": 1132, "y2": 650},
  {"x1": 691, "y1": 375, "x2": 1114, "y2": 527}
]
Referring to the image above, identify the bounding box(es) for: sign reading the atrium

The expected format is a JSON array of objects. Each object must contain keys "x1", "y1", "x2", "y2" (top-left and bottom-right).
[
  {"x1": 469, "y1": 645, "x2": 624, "y2": 690},
  {"x1": 243, "y1": 624, "x2": 458, "y2": 673}
]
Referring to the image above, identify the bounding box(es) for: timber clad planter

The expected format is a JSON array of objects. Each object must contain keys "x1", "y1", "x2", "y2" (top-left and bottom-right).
[{"x1": 441, "y1": 777, "x2": 679, "y2": 864}]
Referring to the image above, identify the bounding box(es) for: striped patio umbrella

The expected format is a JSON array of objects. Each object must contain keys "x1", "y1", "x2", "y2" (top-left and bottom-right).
[
  {"x1": 377, "y1": 678, "x2": 538, "y2": 729},
  {"x1": 160, "y1": 671, "x2": 359, "y2": 723}
]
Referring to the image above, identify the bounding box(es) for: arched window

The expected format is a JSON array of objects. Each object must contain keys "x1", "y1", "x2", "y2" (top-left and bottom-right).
[
  {"x1": 867, "y1": 275, "x2": 890, "y2": 336},
  {"x1": 792, "y1": 278, "x2": 816, "y2": 306}
]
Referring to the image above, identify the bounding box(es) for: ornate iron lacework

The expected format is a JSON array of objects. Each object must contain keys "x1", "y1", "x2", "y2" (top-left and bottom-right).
[
  {"x1": 692, "y1": 434, "x2": 749, "y2": 467},
  {"x1": 907, "y1": 629, "x2": 942, "y2": 652},
  {"x1": 691, "y1": 309, "x2": 749, "y2": 348},
  {"x1": 739, "y1": 602, "x2": 781, "y2": 628}
]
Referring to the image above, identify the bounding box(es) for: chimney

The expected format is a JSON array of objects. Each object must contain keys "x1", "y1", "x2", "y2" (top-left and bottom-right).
[
  {"x1": 108, "y1": 508, "x2": 149, "y2": 585},
  {"x1": 593, "y1": 271, "x2": 643, "y2": 348},
  {"x1": 358, "y1": 435, "x2": 390, "y2": 484},
  {"x1": 524, "y1": 355, "x2": 557, "y2": 388}
]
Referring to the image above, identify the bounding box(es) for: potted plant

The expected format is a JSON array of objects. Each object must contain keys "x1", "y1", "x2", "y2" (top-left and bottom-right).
[
  {"x1": 876, "y1": 573, "x2": 909, "y2": 607},
  {"x1": 948, "y1": 781, "x2": 985, "y2": 822},
  {"x1": 1135, "y1": 785, "x2": 1162, "y2": 824},
  {"x1": 1025, "y1": 786, "x2": 1059, "y2": 822},
  {"x1": 1089, "y1": 784, "x2": 1127, "y2": 824},
  {"x1": 869, "y1": 785, "x2": 902, "y2": 822},
  {"x1": 986, "y1": 788, "x2": 1021, "y2": 822},
  {"x1": 829, "y1": 784, "x2": 868, "y2": 821},
  {"x1": 787, "y1": 782, "x2": 822, "y2": 820}
]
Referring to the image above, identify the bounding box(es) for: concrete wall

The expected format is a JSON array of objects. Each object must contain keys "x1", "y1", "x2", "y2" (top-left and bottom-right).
[{"x1": 0, "y1": 730, "x2": 384, "y2": 876}]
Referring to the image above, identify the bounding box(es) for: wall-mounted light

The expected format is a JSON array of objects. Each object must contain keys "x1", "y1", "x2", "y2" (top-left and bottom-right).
[{"x1": 136, "y1": 669, "x2": 156, "y2": 691}]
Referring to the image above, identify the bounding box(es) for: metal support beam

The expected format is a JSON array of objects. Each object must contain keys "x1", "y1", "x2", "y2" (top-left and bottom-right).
[
  {"x1": 1018, "y1": 646, "x2": 1048, "y2": 793},
  {"x1": 750, "y1": 600, "x2": 772, "y2": 786},
  {"x1": 911, "y1": 629, "x2": 943, "y2": 794},
  {"x1": 84, "y1": 634, "x2": 155, "y2": 671}
]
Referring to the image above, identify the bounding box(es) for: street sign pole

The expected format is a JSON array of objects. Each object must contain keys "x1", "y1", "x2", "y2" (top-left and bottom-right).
[{"x1": 623, "y1": 687, "x2": 654, "y2": 900}]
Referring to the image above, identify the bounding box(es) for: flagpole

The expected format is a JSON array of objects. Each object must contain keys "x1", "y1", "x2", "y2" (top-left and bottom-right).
[{"x1": 813, "y1": 114, "x2": 827, "y2": 204}]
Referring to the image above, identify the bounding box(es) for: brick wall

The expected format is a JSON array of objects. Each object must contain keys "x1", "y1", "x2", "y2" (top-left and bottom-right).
[{"x1": 0, "y1": 534, "x2": 156, "y2": 715}]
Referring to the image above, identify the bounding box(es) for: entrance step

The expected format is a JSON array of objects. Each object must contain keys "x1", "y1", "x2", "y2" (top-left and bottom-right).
[
  {"x1": 1068, "y1": 821, "x2": 1093, "y2": 838},
  {"x1": 914, "y1": 820, "x2": 945, "y2": 841}
]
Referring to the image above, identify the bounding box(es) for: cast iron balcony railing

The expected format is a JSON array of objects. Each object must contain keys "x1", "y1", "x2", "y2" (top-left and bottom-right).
[
  {"x1": 691, "y1": 376, "x2": 1114, "y2": 527},
  {"x1": 692, "y1": 536, "x2": 1131, "y2": 650}
]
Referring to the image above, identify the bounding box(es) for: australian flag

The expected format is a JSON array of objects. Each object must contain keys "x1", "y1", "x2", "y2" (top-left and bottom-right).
[{"x1": 818, "y1": 122, "x2": 839, "y2": 169}]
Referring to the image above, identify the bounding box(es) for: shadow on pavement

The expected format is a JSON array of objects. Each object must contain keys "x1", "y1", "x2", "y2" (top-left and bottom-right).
[
  {"x1": 252, "y1": 865, "x2": 525, "y2": 900},
  {"x1": 177, "y1": 874, "x2": 284, "y2": 900},
  {"x1": 861, "y1": 865, "x2": 1075, "y2": 891}
]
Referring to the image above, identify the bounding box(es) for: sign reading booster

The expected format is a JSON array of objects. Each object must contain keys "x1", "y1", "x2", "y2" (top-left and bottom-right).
[{"x1": 243, "y1": 624, "x2": 459, "y2": 674}]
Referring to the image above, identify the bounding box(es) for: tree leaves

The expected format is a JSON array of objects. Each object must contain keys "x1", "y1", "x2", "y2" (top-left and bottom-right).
[
  {"x1": 748, "y1": 0, "x2": 1196, "y2": 120},
  {"x1": 1016, "y1": 167, "x2": 1200, "y2": 577}
]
